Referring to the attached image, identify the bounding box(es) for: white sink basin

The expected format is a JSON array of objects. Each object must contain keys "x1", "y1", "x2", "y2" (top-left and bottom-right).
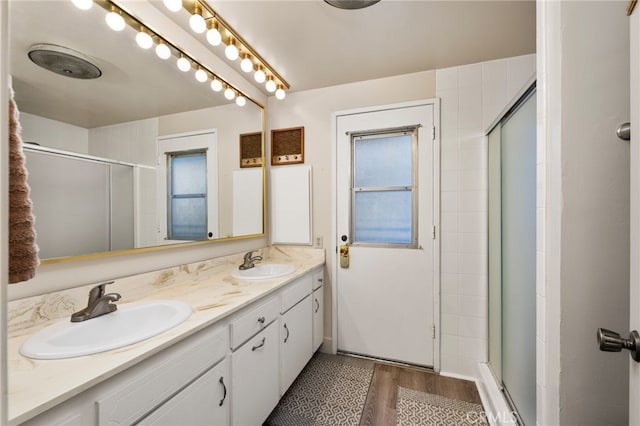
[
  {"x1": 230, "y1": 263, "x2": 296, "y2": 280},
  {"x1": 20, "y1": 300, "x2": 192, "y2": 360}
]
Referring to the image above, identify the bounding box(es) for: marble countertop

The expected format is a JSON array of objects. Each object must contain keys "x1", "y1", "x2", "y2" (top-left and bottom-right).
[{"x1": 7, "y1": 246, "x2": 325, "y2": 425}]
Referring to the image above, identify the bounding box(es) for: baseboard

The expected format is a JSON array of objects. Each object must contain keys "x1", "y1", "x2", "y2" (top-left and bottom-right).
[
  {"x1": 476, "y1": 363, "x2": 517, "y2": 425},
  {"x1": 439, "y1": 370, "x2": 476, "y2": 382}
]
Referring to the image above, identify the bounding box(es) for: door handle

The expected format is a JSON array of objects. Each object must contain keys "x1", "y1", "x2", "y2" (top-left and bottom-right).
[
  {"x1": 616, "y1": 122, "x2": 630, "y2": 141},
  {"x1": 597, "y1": 328, "x2": 640, "y2": 362}
]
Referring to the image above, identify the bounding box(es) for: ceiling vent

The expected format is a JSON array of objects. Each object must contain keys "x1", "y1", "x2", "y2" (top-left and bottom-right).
[{"x1": 28, "y1": 44, "x2": 102, "y2": 80}]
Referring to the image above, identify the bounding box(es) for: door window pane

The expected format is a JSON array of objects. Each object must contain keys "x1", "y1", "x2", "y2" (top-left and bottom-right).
[
  {"x1": 354, "y1": 190, "x2": 412, "y2": 243},
  {"x1": 351, "y1": 129, "x2": 417, "y2": 247},
  {"x1": 168, "y1": 151, "x2": 207, "y2": 240}
]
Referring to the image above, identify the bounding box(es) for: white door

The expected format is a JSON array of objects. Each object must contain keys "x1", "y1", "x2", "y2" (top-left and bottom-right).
[
  {"x1": 335, "y1": 101, "x2": 438, "y2": 367},
  {"x1": 630, "y1": 6, "x2": 640, "y2": 424}
]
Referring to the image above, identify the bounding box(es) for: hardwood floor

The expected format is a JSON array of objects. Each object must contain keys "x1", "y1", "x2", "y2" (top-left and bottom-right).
[{"x1": 356, "y1": 357, "x2": 483, "y2": 426}]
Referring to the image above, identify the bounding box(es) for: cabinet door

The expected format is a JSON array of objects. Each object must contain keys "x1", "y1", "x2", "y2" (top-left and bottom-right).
[
  {"x1": 139, "y1": 358, "x2": 229, "y2": 426},
  {"x1": 280, "y1": 295, "x2": 313, "y2": 395},
  {"x1": 231, "y1": 321, "x2": 279, "y2": 426},
  {"x1": 313, "y1": 286, "x2": 324, "y2": 352}
]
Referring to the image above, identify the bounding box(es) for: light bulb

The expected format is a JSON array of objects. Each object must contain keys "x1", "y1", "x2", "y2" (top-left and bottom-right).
[
  {"x1": 224, "y1": 88, "x2": 236, "y2": 100},
  {"x1": 254, "y1": 68, "x2": 266, "y2": 83},
  {"x1": 236, "y1": 96, "x2": 246, "y2": 107},
  {"x1": 225, "y1": 41, "x2": 239, "y2": 61},
  {"x1": 275, "y1": 87, "x2": 286, "y2": 100},
  {"x1": 155, "y1": 42, "x2": 171, "y2": 59},
  {"x1": 265, "y1": 78, "x2": 277, "y2": 93},
  {"x1": 105, "y1": 10, "x2": 125, "y2": 31},
  {"x1": 163, "y1": 0, "x2": 182, "y2": 12},
  {"x1": 210, "y1": 79, "x2": 223, "y2": 92},
  {"x1": 177, "y1": 56, "x2": 191, "y2": 72},
  {"x1": 240, "y1": 55, "x2": 253, "y2": 73},
  {"x1": 136, "y1": 31, "x2": 153, "y2": 49},
  {"x1": 206, "y1": 24, "x2": 222, "y2": 46},
  {"x1": 189, "y1": 13, "x2": 206, "y2": 33},
  {"x1": 195, "y1": 68, "x2": 208, "y2": 83},
  {"x1": 71, "y1": 0, "x2": 93, "y2": 10}
]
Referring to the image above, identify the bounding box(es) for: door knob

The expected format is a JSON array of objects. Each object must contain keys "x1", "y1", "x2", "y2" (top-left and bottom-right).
[{"x1": 597, "y1": 328, "x2": 640, "y2": 362}]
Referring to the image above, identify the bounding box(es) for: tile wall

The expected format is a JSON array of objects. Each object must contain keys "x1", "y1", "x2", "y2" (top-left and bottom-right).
[{"x1": 436, "y1": 54, "x2": 536, "y2": 378}]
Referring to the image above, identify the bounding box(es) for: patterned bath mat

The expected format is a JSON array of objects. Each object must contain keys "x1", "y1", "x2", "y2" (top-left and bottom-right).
[
  {"x1": 265, "y1": 353, "x2": 374, "y2": 426},
  {"x1": 396, "y1": 387, "x2": 488, "y2": 426}
]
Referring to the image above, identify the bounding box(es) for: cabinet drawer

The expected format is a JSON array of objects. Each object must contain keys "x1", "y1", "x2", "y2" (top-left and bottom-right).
[
  {"x1": 280, "y1": 275, "x2": 313, "y2": 314},
  {"x1": 230, "y1": 296, "x2": 279, "y2": 350},
  {"x1": 97, "y1": 325, "x2": 227, "y2": 425},
  {"x1": 312, "y1": 269, "x2": 324, "y2": 291}
]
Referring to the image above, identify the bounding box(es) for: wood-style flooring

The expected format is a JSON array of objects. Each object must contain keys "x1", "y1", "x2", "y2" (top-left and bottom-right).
[{"x1": 338, "y1": 354, "x2": 483, "y2": 426}]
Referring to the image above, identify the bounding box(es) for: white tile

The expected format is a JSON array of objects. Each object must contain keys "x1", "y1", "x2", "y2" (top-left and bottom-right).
[
  {"x1": 459, "y1": 254, "x2": 487, "y2": 275},
  {"x1": 440, "y1": 354, "x2": 462, "y2": 374},
  {"x1": 537, "y1": 130, "x2": 546, "y2": 165},
  {"x1": 459, "y1": 136, "x2": 484, "y2": 151},
  {"x1": 537, "y1": 294, "x2": 546, "y2": 343},
  {"x1": 458, "y1": 63, "x2": 482, "y2": 88},
  {"x1": 459, "y1": 315, "x2": 487, "y2": 339},
  {"x1": 441, "y1": 232, "x2": 459, "y2": 254},
  {"x1": 441, "y1": 212, "x2": 459, "y2": 233},
  {"x1": 537, "y1": 251, "x2": 546, "y2": 298},
  {"x1": 441, "y1": 314, "x2": 459, "y2": 335},
  {"x1": 456, "y1": 356, "x2": 480, "y2": 377},
  {"x1": 441, "y1": 170, "x2": 459, "y2": 192},
  {"x1": 438, "y1": 88, "x2": 459, "y2": 140},
  {"x1": 459, "y1": 85, "x2": 483, "y2": 134},
  {"x1": 537, "y1": 207, "x2": 545, "y2": 252},
  {"x1": 459, "y1": 148, "x2": 485, "y2": 171},
  {"x1": 459, "y1": 169, "x2": 487, "y2": 191},
  {"x1": 441, "y1": 252, "x2": 459, "y2": 274},
  {"x1": 436, "y1": 67, "x2": 459, "y2": 91},
  {"x1": 441, "y1": 149, "x2": 459, "y2": 172},
  {"x1": 442, "y1": 294, "x2": 459, "y2": 315},
  {"x1": 459, "y1": 273, "x2": 487, "y2": 297},
  {"x1": 482, "y1": 59, "x2": 508, "y2": 89},
  {"x1": 459, "y1": 233, "x2": 488, "y2": 255},
  {"x1": 459, "y1": 295, "x2": 487, "y2": 317},
  {"x1": 536, "y1": 337, "x2": 545, "y2": 386},
  {"x1": 441, "y1": 191, "x2": 459, "y2": 213},
  {"x1": 459, "y1": 336, "x2": 487, "y2": 361},
  {"x1": 482, "y1": 83, "x2": 508, "y2": 131},
  {"x1": 441, "y1": 273, "x2": 459, "y2": 294},
  {"x1": 459, "y1": 212, "x2": 486, "y2": 233},
  {"x1": 441, "y1": 333, "x2": 460, "y2": 354},
  {"x1": 459, "y1": 191, "x2": 487, "y2": 213},
  {"x1": 507, "y1": 54, "x2": 536, "y2": 101},
  {"x1": 537, "y1": 163, "x2": 546, "y2": 208},
  {"x1": 441, "y1": 136, "x2": 458, "y2": 153},
  {"x1": 537, "y1": 383, "x2": 546, "y2": 425}
]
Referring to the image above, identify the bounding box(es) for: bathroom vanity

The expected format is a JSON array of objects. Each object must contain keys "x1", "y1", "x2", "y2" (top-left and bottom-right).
[{"x1": 7, "y1": 247, "x2": 325, "y2": 426}]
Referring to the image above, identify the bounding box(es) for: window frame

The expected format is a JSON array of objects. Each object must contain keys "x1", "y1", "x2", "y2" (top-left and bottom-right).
[{"x1": 349, "y1": 126, "x2": 419, "y2": 249}]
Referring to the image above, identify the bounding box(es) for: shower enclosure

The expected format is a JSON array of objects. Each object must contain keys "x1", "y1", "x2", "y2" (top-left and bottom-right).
[{"x1": 488, "y1": 86, "x2": 537, "y2": 425}]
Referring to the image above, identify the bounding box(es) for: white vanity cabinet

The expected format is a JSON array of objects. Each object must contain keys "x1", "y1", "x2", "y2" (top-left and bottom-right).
[
  {"x1": 312, "y1": 269, "x2": 324, "y2": 351},
  {"x1": 138, "y1": 358, "x2": 229, "y2": 425},
  {"x1": 230, "y1": 321, "x2": 280, "y2": 426}
]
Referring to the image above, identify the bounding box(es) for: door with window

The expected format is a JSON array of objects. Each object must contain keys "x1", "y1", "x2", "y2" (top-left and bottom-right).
[
  {"x1": 157, "y1": 131, "x2": 218, "y2": 244},
  {"x1": 335, "y1": 101, "x2": 438, "y2": 367}
]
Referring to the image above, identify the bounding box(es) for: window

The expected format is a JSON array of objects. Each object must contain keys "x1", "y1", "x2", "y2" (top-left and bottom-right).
[
  {"x1": 351, "y1": 128, "x2": 418, "y2": 247},
  {"x1": 167, "y1": 150, "x2": 207, "y2": 240}
]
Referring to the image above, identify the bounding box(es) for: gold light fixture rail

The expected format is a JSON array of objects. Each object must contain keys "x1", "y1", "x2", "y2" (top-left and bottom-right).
[{"x1": 74, "y1": 0, "x2": 262, "y2": 108}]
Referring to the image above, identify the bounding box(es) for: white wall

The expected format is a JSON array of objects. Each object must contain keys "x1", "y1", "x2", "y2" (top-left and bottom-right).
[
  {"x1": 19, "y1": 112, "x2": 88, "y2": 153},
  {"x1": 436, "y1": 54, "x2": 535, "y2": 378},
  {"x1": 538, "y1": 1, "x2": 630, "y2": 424},
  {"x1": 88, "y1": 118, "x2": 157, "y2": 167},
  {"x1": 267, "y1": 70, "x2": 437, "y2": 347}
]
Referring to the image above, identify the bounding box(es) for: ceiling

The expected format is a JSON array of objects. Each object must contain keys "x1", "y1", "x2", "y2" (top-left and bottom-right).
[{"x1": 8, "y1": 0, "x2": 535, "y2": 129}]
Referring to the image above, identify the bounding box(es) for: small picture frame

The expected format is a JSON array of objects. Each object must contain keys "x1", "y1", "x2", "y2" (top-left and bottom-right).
[
  {"x1": 271, "y1": 126, "x2": 304, "y2": 166},
  {"x1": 239, "y1": 131, "x2": 263, "y2": 168}
]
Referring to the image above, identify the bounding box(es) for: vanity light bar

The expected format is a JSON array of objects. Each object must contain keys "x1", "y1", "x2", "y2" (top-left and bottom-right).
[
  {"x1": 180, "y1": 0, "x2": 290, "y2": 99},
  {"x1": 73, "y1": 0, "x2": 256, "y2": 107}
]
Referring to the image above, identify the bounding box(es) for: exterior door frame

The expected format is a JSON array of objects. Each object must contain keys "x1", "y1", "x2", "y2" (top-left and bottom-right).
[{"x1": 330, "y1": 99, "x2": 441, "y2": 372}]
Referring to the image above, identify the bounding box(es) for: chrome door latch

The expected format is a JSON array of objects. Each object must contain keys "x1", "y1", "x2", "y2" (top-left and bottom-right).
[{"x1": 597, "y1": 327, "x2": 640, "y2": 362}]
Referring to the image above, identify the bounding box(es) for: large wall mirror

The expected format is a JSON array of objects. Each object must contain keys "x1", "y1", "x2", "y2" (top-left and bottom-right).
[{"x1": 9, "y1": 1, "x2": 265, "y2": 261}]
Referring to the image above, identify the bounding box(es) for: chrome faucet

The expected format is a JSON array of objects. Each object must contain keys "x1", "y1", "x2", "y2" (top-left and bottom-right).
[
  {"x1": 71, "y1": 281, "x2": 121, "y2": 322},
  {"x1": 239, "y1": 250, "x2": 263, "y2": 270}
]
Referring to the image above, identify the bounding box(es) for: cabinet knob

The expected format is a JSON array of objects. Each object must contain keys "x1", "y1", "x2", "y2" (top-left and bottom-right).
[{"x1": 257, "y1": 316, "x2": 265, "y2": 325}]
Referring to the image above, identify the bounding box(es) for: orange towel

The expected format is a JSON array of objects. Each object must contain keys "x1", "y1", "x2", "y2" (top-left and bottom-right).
[{"x1": 8, "y1": 91, "x2": 39, "y2": 283}]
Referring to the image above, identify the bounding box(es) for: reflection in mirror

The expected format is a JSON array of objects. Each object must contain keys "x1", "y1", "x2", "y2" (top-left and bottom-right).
[{"x1": 9, "y1": 0, "x2": 264, "y2": 261}]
